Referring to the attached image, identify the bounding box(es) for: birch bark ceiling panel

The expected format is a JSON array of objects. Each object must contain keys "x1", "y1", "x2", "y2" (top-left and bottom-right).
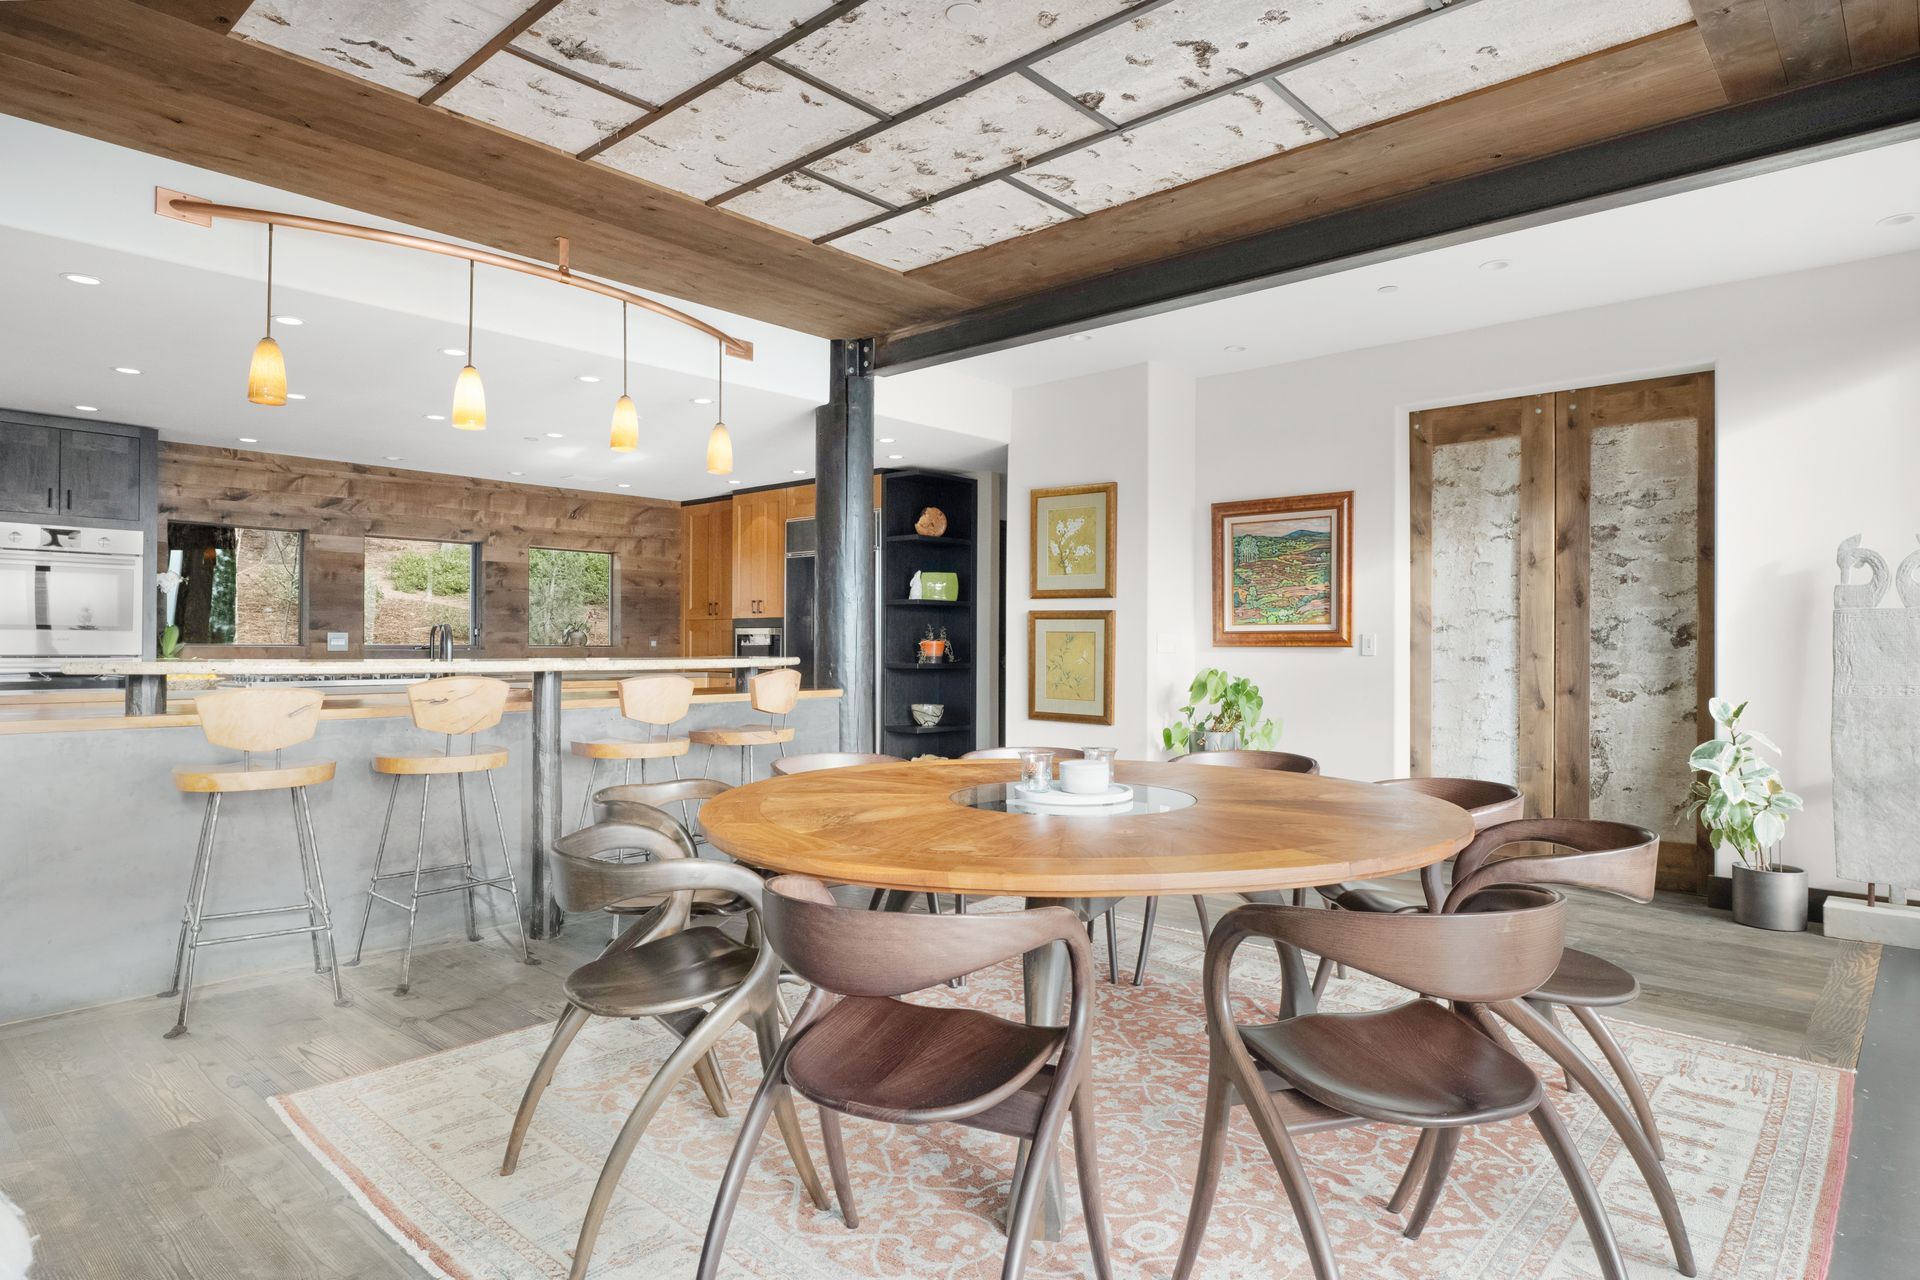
[
  {"x1": 807, "y1": 75, "x2": 1104, "y2": 206},
  {"x1": 1033, "y1": 0, "x2": 1428, "y2": 122},
  {"x1": 1023, "y1": 84, "x2": 1325, "y2": 213},
  {"x1": 719, "y1": 172, "x2": 891, "y2": 240},
  {"x1": 509, "y1": 0, "x2": 830, "y2": 107},
  {"x1": 435, "y1": 53, "x2": 644, "y2": 153},
  {"x1": 592, "y1": 65, "x2": 879, "y2": 201},
  {"x1": 829, "y1": 181, "x2": 1073, "y2": 270},
  {"x1": 234, "y1": 0, "x2": 532, "y2": 95},
  {"x1": 781, "y1": 0, "x2": 1134, "y2": 115}
]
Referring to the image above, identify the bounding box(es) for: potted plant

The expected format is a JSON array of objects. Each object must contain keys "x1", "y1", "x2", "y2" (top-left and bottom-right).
[
  {"x1": 1687, "y1": 697, "x2": 1807, "y2": 931},
  {"x1": 1163, "y1": 668, "x2": 1280, "y2": 755}
]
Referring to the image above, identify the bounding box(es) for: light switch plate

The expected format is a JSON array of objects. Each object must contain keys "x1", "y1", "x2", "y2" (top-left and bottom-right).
[
  {"x1": 1359, "y1": 633, "x2": 1378, "y2": 657},
  {"x1": 326, "y1": 631, "x2": 349, "y2": 652}
]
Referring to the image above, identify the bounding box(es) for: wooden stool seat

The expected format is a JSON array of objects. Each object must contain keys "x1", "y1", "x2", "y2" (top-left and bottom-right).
[
  {"x1": 689, "y1": 724, "x2": 795, "y2": 748},
  {"x1": 173, "y1": 759, "x2": 337, "y2": 794},
  {"x1": 569, "y1": 737, "x2": 691, "y2": 761},
  {"x1": 1533, "y1": 946, "x2": 1639, "y2": 1007},
  {"x1": 563, "y1": 925, "x2": 757, "y2": 1019},
  {"x1": 373, "y1": 748, "x2": 510, "y2": 776}
]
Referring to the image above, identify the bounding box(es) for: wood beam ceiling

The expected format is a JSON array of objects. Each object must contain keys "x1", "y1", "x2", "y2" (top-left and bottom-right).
[{"x1": 1689, "y1": 1, "x2": 1919, "y2": 100}]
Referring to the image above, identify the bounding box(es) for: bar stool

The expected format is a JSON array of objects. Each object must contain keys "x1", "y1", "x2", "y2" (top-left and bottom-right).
[
  {"x1": 348, "y1": 676, "x2": 532, "y2": 995},
  {"x1": 569, "y1": 675, "x2": 695, "y2": 831},
  {"x1": 161, "y1": 688, "x2": 349, "y2": 1039},
  {"x1": 689, "y1": 668, "x2": 798, "y2": 785}
]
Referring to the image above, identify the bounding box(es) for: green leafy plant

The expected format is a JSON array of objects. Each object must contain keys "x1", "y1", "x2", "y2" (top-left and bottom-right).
[
  {"x1": 387, "y1": 545, "x2": 473, "y2": 595},
  {"x1": 1687, "y1": 697, "x2": 1803, "y2": 871},
  {"x1": 158, "y1": 624, "x2": 184, "y2": 660},
  {"x1": 1163, "y1": 668, "x2": 1280, "y2": 754}
]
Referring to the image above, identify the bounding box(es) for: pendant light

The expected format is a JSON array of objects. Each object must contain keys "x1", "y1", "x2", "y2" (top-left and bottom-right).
[
  {"x1": 246, "y1": 224, "x2": 287, "y2": 406},
  {"x1": 451, "y1": 259, "x2": 486, "y2": 430},
  {"x1": 705, "y1": 339, "x2": 733, "y2": 475},
  {"x1": 609, "y1": 302, "x2": 638, "y2": 452}
]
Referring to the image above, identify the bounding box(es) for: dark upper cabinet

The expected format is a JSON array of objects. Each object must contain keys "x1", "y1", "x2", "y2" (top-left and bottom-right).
[
  {"x1": 0, "y1": 422, "x2": 60, "y2": 515},
  {"x1": 59, "y1": 430, "x2": 143, "y2": 522}
]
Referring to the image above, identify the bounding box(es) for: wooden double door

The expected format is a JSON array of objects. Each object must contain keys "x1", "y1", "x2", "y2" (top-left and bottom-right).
[{"x1": 1411, "y1": 373, "x2": 1715, "y2": 891}]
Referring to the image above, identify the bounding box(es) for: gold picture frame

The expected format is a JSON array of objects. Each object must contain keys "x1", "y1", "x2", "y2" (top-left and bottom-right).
[
  {"x1": 1030, "y1": 483, "x2": 1116, "y2": 598},
  {"x1": 1027, "y1": 610, "x2": 1114, "y2": 725},
  {"x1": 1211, "y1": 491, "x2": 1354, "y2": 647}
]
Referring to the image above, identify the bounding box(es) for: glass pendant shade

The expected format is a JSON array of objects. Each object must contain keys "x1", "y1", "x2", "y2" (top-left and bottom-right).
[
  {"x1": 247, "y1": 335, "x2": 287, "y2": 406},
  {"x1": 705, "y1": 421, "x2": 733, "y2": 475},
  {"x1": 451, "y1": 364, "x2": 486, "y2": 430},
  {"x1": 609, "y1": 394, "x2": 639, "y2": 451}
]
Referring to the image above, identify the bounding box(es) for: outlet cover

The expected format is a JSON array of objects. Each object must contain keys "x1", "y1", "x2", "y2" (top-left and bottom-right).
[{"x1": 327, "y1": 631, "x2": 349, "y2": 652}]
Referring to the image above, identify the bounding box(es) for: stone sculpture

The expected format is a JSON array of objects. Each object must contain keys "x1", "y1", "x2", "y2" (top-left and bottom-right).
[{"x1": 1831, "y1": 535, "x2": 1920, "y2": 896}]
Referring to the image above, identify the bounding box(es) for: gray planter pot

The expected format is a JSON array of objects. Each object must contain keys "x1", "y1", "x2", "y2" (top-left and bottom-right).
[
  {"x1": 1731, "y1": 862, "x2": 1808, "y2": 932},
  {"x1": 1200, "y1": 730, "x2": 1241, "y2": 753}
]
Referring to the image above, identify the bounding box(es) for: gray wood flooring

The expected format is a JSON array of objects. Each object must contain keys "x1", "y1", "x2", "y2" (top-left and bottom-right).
[{"x1": 0, "y1": 893, "x2": 1877, "y2": 1279}]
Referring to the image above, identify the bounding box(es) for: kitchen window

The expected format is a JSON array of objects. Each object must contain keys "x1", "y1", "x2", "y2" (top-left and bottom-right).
[
  {"x1": 162, "y1": 522, "x2": 303, "y2": 645},
  {"x1": 529, "y1": 548, "x2": 613, "y2": 647},
  {"x1": 364, "y1": 537, "x2": 480, "y2": 648}
]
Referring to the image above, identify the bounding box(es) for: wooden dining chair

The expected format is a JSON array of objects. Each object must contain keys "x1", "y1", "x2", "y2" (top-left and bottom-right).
[
  {"x1": 1337, "y1": 817, "x2": 1696, "y2": 1277},
  {"x1": 770, "y1": 751, "x2": 902, "y2": 776},
  {"x1": 697, "y1": 875, "x2": 1113, "y2": 1280},
  {"x1": 1132, "y1": 747, "x2": 1322, "y2": 984},
  {"x1": 1173, "y1": 889, "x2": 1636, "y2": 1280},
  {"x1": 960, "y1": 746, "x2": 1087, "y2": 760},
  {"x1": 500, "y1": 823, "x2": 829, "y2": 1280}
]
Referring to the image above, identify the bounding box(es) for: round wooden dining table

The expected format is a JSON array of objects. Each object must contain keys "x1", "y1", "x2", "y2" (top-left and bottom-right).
[{"x1": 699, "y1": 757, "x2": 1473, "y2": 1238}]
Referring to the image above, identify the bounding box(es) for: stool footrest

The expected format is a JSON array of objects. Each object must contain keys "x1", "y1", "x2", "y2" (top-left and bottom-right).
[
  {"x1": 200, "y1": 902, "x2": 317, "y2": 923},
  {"x1": 371, "y1": 862, "x2": 475, "y2": 880},
  {"x1": 407, "y1": 876, "x2": 517, "y2": 899},
  {"x1": 191, "y1": 922, "x2": 327, "y2": 948}
]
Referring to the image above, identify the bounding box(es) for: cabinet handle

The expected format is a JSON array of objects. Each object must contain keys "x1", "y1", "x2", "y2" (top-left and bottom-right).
[
  {"x1": 46, "y1": 488, "x2": 53, "y2": 509},
  {"x1": 64, "y1": 489, "x2": 72, "y2": 510}
]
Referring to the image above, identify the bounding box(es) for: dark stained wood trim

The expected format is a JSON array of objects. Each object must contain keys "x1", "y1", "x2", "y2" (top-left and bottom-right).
[
  {"x1": 1689, "y1": 0, "x2": 1791, "y2": 99},
  {"x1": 1843, "y1": 0, "x2": 1920, "y2": 67},
  {"x1": 1693, "y1": 371, "x2": 1719, "y2": 891},
  {"x1": 1517, "y1": 394, "x2": 1557, "y2": 822},
  {"x1": 1408, "y1": 414, "x2": 1434, "y2": 778},
  {"x1": 418, "y1": 0, "x2": 564, "y2": 107},
  {"x1": 1552, "y1": 390, "x2": 1592, "y2": 823},
  {"x1": 129, "y1": 1, "x2": 257, "y2": 32},
  {"x1": 1771, "y1": 0, "x2": 1857, "y2": 85}
]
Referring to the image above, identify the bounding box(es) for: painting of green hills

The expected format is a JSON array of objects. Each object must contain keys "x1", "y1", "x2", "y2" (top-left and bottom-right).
[{"x1": 1230, "y1": 516, "x2": 1333, "y2": 626}]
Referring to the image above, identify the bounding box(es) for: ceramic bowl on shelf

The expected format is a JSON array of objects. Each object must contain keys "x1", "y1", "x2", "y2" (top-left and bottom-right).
[{"x1": 910, "y1": 702, "x2": 944, "y2": 727}]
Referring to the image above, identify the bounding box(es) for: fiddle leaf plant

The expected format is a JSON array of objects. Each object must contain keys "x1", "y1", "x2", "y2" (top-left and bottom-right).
[
  {"x1": 1163, "y1": 667, "x2": 1280, "y2": 754},
  {"x1": 1685, "y1": 697, "x2": 1803, "y2": 871}
]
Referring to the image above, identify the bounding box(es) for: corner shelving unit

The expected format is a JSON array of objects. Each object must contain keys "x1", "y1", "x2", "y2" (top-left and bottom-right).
[{"x1": 879, "y1": 469, "x2": 978, "y2": 759}]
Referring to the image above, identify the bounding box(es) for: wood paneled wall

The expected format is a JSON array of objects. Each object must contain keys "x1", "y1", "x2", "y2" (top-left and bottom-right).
[{"x1": 158, "y1": 444, "x2": 681, "y2": 659}]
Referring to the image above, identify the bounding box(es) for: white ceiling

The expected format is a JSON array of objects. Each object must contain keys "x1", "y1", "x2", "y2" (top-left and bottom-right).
[
  {"x1": 946, "y1": 132, "x2": 1920, "y2": 387},
  {"x1": 230, "y1": 0, "x2": 1695, "y2": 272},
  {"x1": 0, "y1": 116, "x2": 1008, "y2": 501}
]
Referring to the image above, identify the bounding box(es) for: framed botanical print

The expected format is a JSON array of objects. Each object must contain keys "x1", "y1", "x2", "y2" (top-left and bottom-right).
[
  {"x1": 1030, "y1": 483, "x2": 1116, "y2": 598},
  {"x1": 1027, "y1": 610, "x2": 1114, "y2": 725},
  {"x1": 1211, "y1": 491, "x2": 1354, "y2": 647}
]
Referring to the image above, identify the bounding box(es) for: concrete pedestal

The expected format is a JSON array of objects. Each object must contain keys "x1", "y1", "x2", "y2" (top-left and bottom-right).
[{"x1": 1824, "y1": 897, "x2": 1920, "y2": 948}]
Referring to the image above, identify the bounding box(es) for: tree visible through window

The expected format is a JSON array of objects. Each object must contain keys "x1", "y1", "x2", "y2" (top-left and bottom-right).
[
  {"x1": 365, "y1": 538, "x2": 476, "y2": 646},
  {"x1": 529, "y1": 548, "x2": 612, "y2": 647},
  {"x1": 163, "y1": 523, "x2": 302, "y2": 645}
]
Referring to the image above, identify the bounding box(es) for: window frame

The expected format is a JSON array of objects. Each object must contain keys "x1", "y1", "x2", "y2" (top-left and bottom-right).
[
  {"x1": 161, "y1": 520, "x2": 308, "y2": 649},
  {"x1": 526, "y1": 545, "x2": 618, "y2": 649},
  {"x1": 361, "y1": 537, "x2": 484, "y2": 653}
]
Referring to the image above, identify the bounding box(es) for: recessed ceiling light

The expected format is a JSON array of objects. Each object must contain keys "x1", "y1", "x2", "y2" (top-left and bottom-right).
[
  {"x1": 727, "y1": 479, "x2": 741, "y2": 486},
  {"x1": 523, "y1": 435, "x2": 541, "y2": 442},
  {"x1": 616, "y1": 482, "x2": 631, "y2": 488},
  {"x1": 73, "y1": 405, "x2": 99, "y2": 413},
  {"x1": 510, "y1": 470, "x2": 526, "y2": 476},
  {"x1": 791, "y1": 468, "x2": 807, "y2": 476},
  {"x1": 576, "y1": 374, "x2": 600, "y2": 383},
  {"x1": 1479, "y1": 259, "x2": 1510, "y2": 271},
  {"x1": 945, "y1": 2, "x2": 981, "y2": 26},
  {"x1": 384, "y1": 455, "x2": 403, "y2": 462},
  {"x1": 1879, "y1": 212, "x2": 1918, "y2": 227},
  {"x1": 1068, "y1": 334, "x2": 1093, "y2": 343},
  {"x1": 286, "y1": 393, "x2": 307, "y2": 400},
  {"x1": 273, "y1": 315, "x2": 303, "y2": 326},
  {"x1": 441, "y1": 347, "x2": 466, "y2": 357},
  {"x1": 879, "y1": 436, "x2": 896, "y2": 444},
  {"x1": 113, "y1": 366, "x2": 141, "y2": 375},
  {"x1": 887, "y1": 453, "x2": 904, "y2": 460},
  {"x1": 1376, "y1": 284, "x2": 1400, "y2": 294},
  {"x1": 424, "y1": 413, "x2": 446, "y2": 421},
  {"x1": 238, "y1": 436, "x2": 257, "y2": 443},
  {"x1": 545, "y1": 432, "x2": 564, "y2": 438},
  {"x1": 61, "y1": 273, "x2": 101, "y2": 286},
  {"x1": 1223, "y1": 345, "x2": 1245, "y2": 354},
  {"x1": 691, "y1": 396, "x2": 713, "y2": 405}
]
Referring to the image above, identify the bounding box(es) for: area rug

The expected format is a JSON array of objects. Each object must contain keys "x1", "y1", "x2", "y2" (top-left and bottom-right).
[{"x1": 272, "y1": 920, "x2": 1851, "y2": 1279}]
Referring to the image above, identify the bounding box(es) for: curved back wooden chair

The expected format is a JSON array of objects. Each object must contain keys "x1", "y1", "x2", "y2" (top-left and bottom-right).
[
  {"x1": 1336, "y1": 817, "x2": 1693, "y2": 1276},
  {"x1": 770, "y1": 751, "x2": 902, "y2": 776},
  {"x1": 501, "y1": 823, "x2": 829, "y2": 1280},
  {"x1": 349, "y1": 676, "x2": 530, "y2": 994},
  {"x1": 1173, "y1": 889, "x2": 1645, "y2": 1280},
  {"x1": 688, "y1": 668, "x2": 801, "y2": 784},
  {"x1": 570, "y1": 675, "x2": 696, "y2": 829},
  {"x1": 960, "y1": 745, "x2": 1086, "y2": 760},
  {"x1": 697, "y1": 875, "x2": 1113, "y2": 1280},
  {"x1": 163, "y1": 688, "x2": 348, "y2": 1038},
  {"x1": 1315, "y1": 777, "x2": 1526, "y2": 917}
]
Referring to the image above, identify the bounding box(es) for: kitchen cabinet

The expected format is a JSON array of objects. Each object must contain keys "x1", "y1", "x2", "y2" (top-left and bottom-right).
[
  {"x1": 0, "y1": 422, "x2": 60, "y2": 516},
  {"x1": 0, "y1": 412, "x2": 154, "y2": 527},
  {"x1": 730, "y1": 488, "x2": 785, "y2": 618},
  {"x1": 679, "y1": 499, "x2": 731, "y2": 625},
  {"x1": 60, "y1": 430, "x2": 144, "y2": 522}
]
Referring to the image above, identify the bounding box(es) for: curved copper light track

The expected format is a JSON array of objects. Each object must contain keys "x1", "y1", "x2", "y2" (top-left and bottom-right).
[{"x1": 155, "y1": 187, "x2": 753, "y2": 360}]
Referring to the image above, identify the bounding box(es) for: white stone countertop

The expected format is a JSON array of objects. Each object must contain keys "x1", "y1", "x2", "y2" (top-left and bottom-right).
[{"x1": 60, "y1": 656, "x2": 796, "y2": 676}]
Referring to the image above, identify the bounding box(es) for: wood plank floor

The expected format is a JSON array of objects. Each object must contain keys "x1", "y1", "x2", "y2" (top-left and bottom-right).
[{"x1": 0, "y1": 892, "x2": 1877, "y2": 1279}]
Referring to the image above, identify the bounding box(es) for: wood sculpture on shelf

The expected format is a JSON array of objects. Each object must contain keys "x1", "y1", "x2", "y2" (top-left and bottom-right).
[{"x1": 914, "y1": 506, "x2": 948, "y2": 537}]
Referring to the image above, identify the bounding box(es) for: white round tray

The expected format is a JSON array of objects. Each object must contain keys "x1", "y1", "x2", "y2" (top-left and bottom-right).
[{"x1": 1010, "y1": 783, "x2": 1134, "y2": 810}]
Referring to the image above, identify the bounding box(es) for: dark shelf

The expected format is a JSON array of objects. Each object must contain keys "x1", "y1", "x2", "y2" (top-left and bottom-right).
[
  {"x1": 885, "y1": 661, "x2": 973, "y2": 672},
  {"x1": 885, "y1": 533, "x2": 973, "y2": 547},
  {"x1": 886, "y1": 598, "x2": 967, "y2": 608},
  {"x1": 884, "y1": 722, "x2": 974, "y2": 735}
]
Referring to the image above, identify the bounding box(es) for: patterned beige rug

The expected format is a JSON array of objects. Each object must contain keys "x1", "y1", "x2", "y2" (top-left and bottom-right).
[{"x1": 273, "y1": 920, "x2": 1851, "y2": 1279}]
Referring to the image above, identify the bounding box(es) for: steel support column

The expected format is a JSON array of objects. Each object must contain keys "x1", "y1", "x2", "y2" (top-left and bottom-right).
[{"x1": 815, "y1": 338, "x2": 877, "y2": 753}]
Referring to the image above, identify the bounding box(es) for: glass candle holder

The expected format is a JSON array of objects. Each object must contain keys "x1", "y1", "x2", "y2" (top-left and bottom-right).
[
  {"x1": 1081, "y1": 746, "x2": 1116, "y2": 789},
  {"x1": 1017, "y1": 749, "x2": 1054, "y2": 792}
]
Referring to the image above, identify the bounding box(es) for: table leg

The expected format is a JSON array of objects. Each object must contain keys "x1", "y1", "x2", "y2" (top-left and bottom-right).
[
  {"x1": 528, "y1": 670, "x2": 563, "y2": 940},
  {"x1": 1015, "y1": 895, "x2": 1073, "y2": 1242},
  {"x1": 126, "y1": 674, "x2": 166, "y2": 716}
]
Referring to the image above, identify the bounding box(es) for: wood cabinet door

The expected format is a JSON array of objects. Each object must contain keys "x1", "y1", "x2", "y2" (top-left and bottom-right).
[
  {"x1": 731, "y1": 491, "x2": 775, "y2": 617},
  {"x1": 0, "y1": 421, "x2": 60, "y2": 516},
  {"x1": 59, "y1": 430, "x2": 143, "y2": 522},
  {"x1": 785, "y1": 482, "x2": 816, "y2": 521},
  {"x1": 706, "y1": 501, "x2": 732, "y2": 618}
]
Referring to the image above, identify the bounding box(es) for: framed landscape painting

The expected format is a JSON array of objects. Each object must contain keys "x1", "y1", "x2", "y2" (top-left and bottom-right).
[
  {"x1": 1212, "y1": 491, "x2": 1354, "y2": 647},
  {"x1": 1027, "y1": 610, "x2": 1114, "y2": 724},
  {"x1": 1030, "y1": 482, "x2": 1116, "y2": 598}
]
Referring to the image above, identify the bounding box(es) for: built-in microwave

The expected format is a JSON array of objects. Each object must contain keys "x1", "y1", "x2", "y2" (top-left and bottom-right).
[
  {"x1": 0, "y1": 521, "x2": 145, "y2": 673},
  {"x1": 734, "y1": 626, "x2": 782, "y2": 661}
]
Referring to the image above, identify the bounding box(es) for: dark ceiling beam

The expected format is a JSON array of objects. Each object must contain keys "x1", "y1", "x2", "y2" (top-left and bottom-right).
[
  {"x1": 418, "y1": 0, "x2": 564, "y2": 106},
  {"x1": 872, "y1": 56, "x2": 1920, "y2": 373}
]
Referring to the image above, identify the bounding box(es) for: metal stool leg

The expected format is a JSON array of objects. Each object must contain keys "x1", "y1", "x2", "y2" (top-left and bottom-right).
[
  {"x1": 295, "y1": 786, "x2": 350, "y2": 1008},
  {"x1": 291, "y1": 787, "x2": 325, "y2": 973},
  {"x1": 485, "y1": 769, "x2": 536, "y2": 966},
  {"x1": 349, "y1": 774, "x2": 403, "y2": 966},
  {"x1": 456, "y1": 773, "x2": 480, "y2": 942},
  {"x1": 395, "y1": 776, "x2": 432, "y2": 996},
  {"x1": 164, "y1": 794, "x2": 222, "y2": 1039},
  {"x1": 160, "y1": 794, "x2": 218, "y2": 999},
  {"x1": 576, "y1": 758, "x2": 599, "y2": 832}
]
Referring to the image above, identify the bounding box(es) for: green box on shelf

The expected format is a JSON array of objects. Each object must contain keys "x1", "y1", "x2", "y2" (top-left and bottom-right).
[{"x1": 911, "y1": 571, "x2": 960, "y2": 601}]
